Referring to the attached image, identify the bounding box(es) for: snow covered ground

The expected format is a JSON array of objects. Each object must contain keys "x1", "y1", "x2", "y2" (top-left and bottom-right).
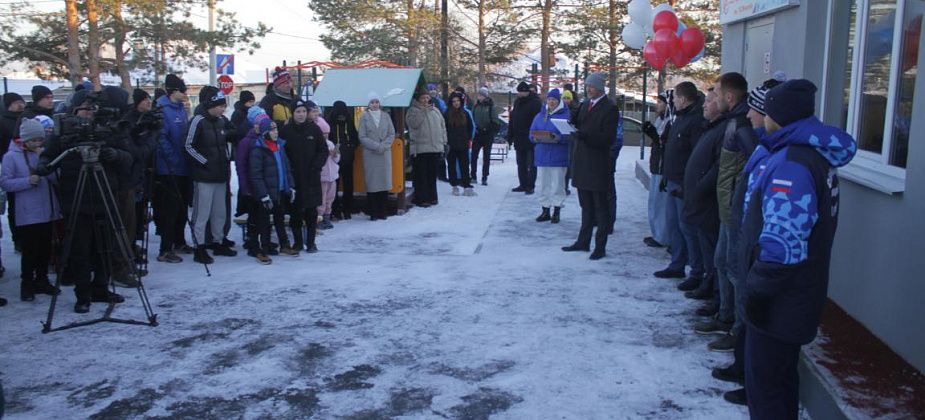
[{"x1": 0, "y1": 147, "x2": 748, "y2": 419}]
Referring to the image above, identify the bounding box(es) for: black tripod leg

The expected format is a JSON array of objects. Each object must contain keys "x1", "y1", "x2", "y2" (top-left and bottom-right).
[
  {"x1": 43, "y1": 166, "x2": 89, "y2": 333},
  {"x1": 91, "y1": 167, "x2": 157, "y2": 324}
]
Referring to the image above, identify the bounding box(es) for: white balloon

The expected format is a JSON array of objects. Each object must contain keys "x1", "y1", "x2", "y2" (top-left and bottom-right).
[
  {"x1": 621, "y1": 23, "x2": 647, "y2": 50},
  {"x1": 628, "y1": 0, "x2": 653, "y2": 26},
  {"x1": 653, "y1": 3, "x2": 675, "y2": 18}
]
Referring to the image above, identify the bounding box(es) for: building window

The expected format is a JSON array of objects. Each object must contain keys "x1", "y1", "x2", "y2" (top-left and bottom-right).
[{"x1": 841, "y1": 0, "x2": 922, "y2": 171}]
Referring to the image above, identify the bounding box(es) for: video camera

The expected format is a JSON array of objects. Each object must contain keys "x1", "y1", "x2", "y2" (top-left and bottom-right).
[{"x1": 53, "y1": 90, "x2": 127, "y2": 145}]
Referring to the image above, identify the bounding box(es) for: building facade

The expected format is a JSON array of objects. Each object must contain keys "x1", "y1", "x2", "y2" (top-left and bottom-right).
[{"x1": 721, "y1": 0, "x2": 925, "y2": 413}]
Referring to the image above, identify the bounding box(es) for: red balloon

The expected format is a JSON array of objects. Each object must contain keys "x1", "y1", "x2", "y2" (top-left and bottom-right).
[
  {"x1": 644, "y1": 41, "x2": 667, "y2": 70},
  {"x1": 680, "y1": 27, "x2": 706, "y2": 59},
  {"x1": 670, "y1": 47, "x2": 691, "y2": 68},
  {"x1": 652, "y1": 11, "x2": 679, "y2": 34},
  {"x1": 653, "y1": 29, "x2": 680, "y2": 59}
]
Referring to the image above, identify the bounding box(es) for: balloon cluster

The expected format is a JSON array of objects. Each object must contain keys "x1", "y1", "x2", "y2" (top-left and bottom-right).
[{"x1": 622, "y1": 0, "x2": 706, "y2": 70}]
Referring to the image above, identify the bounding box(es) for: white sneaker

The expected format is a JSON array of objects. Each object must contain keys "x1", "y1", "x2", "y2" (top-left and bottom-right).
[
  {"x1": 463, "y1": 188, "x2": 477, "y2": 197},
  {"x1": 452, "y1": 186, "x2": 460, "y2": 196}
]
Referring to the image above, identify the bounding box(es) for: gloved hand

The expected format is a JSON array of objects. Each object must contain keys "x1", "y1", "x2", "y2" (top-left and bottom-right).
[
  {"x1": 745, "y1": 296, "x2": 771, "y2": 327},
  {"x1": 99, "y1": 147, "x2": 118, "y2": 163},
  {"x1": 658, "y1": 177, "x2": 668, "y2": 192},
  {"x1": 670, "y1": 187, "x2": 683, "y2": 198},
  {"x1": 261, "y1": 195, "x2": 273, "y2": 211}
]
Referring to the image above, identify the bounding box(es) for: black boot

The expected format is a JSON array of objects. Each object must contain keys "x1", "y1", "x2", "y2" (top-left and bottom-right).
[
  {"x1": 535, "y1": 207, "x2": 551, "y2": 222},
  {"x1": 20, "y1": 279, "x2": 35, "y2": 302},
  {"x1": 33, "y1": 278, "x2": 60, "y2": 296},
  {"x1": 551, "y1": 207, "x2": 561, "y2": 224},
  {"x1": 193, "y1": 245, "x2": 214, "y2": 264}
]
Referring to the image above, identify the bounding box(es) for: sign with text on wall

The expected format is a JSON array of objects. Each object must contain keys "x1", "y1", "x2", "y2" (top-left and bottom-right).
[{"x1": 720, "y1": 0, "x2": 800, "y2": 24}]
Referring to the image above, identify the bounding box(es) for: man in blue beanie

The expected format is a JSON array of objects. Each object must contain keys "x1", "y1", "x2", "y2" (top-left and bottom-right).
[{"x1": 738, "y1": 79, "x2": 857, "y2": 419}]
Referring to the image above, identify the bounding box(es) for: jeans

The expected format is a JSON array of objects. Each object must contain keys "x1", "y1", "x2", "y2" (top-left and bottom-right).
[
  {"x1": 716, "y1": 223, "x2": 737, "y2": 325},
  {"x1": 647, "y1": 174, "x2": 670, "y2": 244},
  {"x1": 666, "y1": 181, "x2": 702, "y2": 277},
  {"x1": 446, "y1": 149, "x2": 472, "y2": 188},
  {"x1": 695, "y1": 225, "x2": 719, "y2": 295}
]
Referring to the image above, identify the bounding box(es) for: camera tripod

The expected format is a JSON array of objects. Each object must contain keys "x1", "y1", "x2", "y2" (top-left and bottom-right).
[{"x1": 41, "y1": 143, "x2": 158, "y2": 333}]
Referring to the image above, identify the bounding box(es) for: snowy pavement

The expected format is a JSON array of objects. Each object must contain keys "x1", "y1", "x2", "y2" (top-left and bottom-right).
[{"x1": 0, "y1": 147, "x2": 747, "y2": 419}]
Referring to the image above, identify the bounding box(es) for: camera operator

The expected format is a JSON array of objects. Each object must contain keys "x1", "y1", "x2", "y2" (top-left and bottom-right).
[
  {"x1": 37, "y1": 89, "x2": 133, "y2": 314},
  {"x1": 111, "y1": 89, "x2": 161, "y2": 286}
]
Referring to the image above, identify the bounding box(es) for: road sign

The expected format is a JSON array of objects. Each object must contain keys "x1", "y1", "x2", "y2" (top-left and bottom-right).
[
  {"x1": 217, "y1": 54, "x2": 234, "y2": 75},
  {"x1": 218, "y1": 75, "x2": 234, "y2": 95}
]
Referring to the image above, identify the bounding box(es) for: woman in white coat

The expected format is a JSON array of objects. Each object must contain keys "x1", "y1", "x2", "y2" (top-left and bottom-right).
[{"x1": 358, "y1": 92, "x2": 396, "y2": 220}]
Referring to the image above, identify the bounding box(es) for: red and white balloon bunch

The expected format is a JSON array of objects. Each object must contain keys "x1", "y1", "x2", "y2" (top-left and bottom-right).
[{"x1": 622, "y1": 0, "x2": 706, "y2": 70}]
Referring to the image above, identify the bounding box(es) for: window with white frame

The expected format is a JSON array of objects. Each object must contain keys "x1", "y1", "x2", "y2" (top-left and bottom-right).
[{"x1": 833, "y1": 0, "x2": 922, "y2": 172}]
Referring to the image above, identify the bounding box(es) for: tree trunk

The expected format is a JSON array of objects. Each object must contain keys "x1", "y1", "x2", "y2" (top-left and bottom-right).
[
  {"x1": 112, "y1": 0, "x2": 132, "y2": 91},
  {"x1": 440, "y1": 0, "x2": 448, "y2": 98},
  {"x1": 607, "y1": 0, "x2": 617, "y2": 100},
  {"x1": 540, "y1": 0, "x2": 552, "y2": 94},
  {"x1": 477, "y1": 0, "x2": 486, "y2": 88},
  {"x1": 65, "y1": 0, "x2": 82, "y2": 87},
  {"x1": 406, "y1": 0, "x2": 417, "y2": 67},
  {"x1": 87, "y1": 0, "x2": 102, "y2": 89}
]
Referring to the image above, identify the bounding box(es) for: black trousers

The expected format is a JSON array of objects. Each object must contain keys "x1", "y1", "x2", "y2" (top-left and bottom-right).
[
  {"x1": 367, "y1": 191, "x2": 389, "y2": 219},
  {"x1": 289, "y1": 205, "x2": 318, "y2": 250},
  {"x1": 446, "y1": 149, "x2": 472, "y2": 188},
  {"x1": 413, "y1": 152, "x2": 440, "y2": 205},
  {"x1": 745, "y1": 326, "x2": 801, "y2": 420},
  {"x1": 576, "y1": 189, "x2": 610, "y2": 250},
  {"x1": 254, "y1": 200, "x2": 289, "y2": 253},
  {"x1": 19, "y1": 222, "x2": 53, "y2": 281},
  {"x1": 333, "y1": 148, "x2": 355, "y2": 216},
  {"x1": 154, "y1": 175, "x2": 191, "y2": 252},
  {"x1": 470, "y1": 132, "x2": 494, "y2": 179},
  {"x1": 516, "y1": 145, "x2": 536, "y2": 190},
  {"x1": 7, "y1": 193, "x2": 20, "y2": 246},
  {"x1": 437, "y1": 152, "x2": 448, "y2": 181},
  {"x1": 69, "y1": 214, "x2": 111, "y2": 303}
]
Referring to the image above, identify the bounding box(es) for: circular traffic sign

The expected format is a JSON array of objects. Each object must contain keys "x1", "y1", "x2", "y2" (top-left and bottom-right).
[{"x1": 218, "y1": 75, "x2": 234, "y2": 95}]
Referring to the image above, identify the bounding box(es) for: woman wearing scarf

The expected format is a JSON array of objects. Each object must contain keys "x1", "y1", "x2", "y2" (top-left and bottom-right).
[
  {"x1": 529, "y1": 88, "x2": 571, "y2": 224},
  {"x1": 358, "y1": 92, "x2": 396, "y2": 220},
  {"x1": 280, "y1": 99, "x2": 328, "y2": 253}
]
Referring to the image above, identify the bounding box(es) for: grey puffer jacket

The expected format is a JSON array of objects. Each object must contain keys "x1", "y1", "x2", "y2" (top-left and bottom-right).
[{"x1": 405, "y1": 102, "x2": 447, "y2": 156}]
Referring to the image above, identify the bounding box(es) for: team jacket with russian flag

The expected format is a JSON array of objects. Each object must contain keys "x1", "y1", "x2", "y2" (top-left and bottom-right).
[{"x1": 739, "y1": 116, "x2": 857, "y2": 344}]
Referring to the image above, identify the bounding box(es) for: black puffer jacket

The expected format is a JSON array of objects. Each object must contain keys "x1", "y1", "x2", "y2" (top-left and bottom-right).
[
  {"x1": 185, "y1": 111, "x2": 233, "y2": 183},
  {"x1": 507, "y1": 92, "x2": 542, "y2": 149},
  {"x1": 122, "y1": 108, "x2": 160, "y2": 192},
  {"x1": 444, "y1": 108, "x2": 474, "y2": 151},
  {"x1": 681, "y1": 116, "x2": 724, "y2": 232},
  {"x1": 281, "y1": 119, "x2": 328, "y2": 209},
  {"x1": 662, "y1": 96, "x2": 705, "y2": 183}
]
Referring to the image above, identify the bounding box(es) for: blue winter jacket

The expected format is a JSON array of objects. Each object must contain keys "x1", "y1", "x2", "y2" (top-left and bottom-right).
[
  {"x1": 739, "y1": 116, "x2": 856, "y2": 344},
  {"x1": 155, "y1": 95, "x2": 190, "y2": 176},
  {"x1": 529, "y1": 102, "x2": 571, "y2": 167}
]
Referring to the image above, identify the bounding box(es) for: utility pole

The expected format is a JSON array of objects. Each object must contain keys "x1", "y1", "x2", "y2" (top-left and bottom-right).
[
  {"x1": 208, "y1": 0, "x2": 217, "y2": 86},
  {"x1": 440, "y1": 0, "x2": 449, "y2": 99}
]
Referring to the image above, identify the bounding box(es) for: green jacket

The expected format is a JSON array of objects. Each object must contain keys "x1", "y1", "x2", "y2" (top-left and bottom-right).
[
  {"x1": 472, "y1": 98, "x2": 502, "y2": 133},
  {"x1": 716, "y1": 102, "x2": 758, "y2": 225}
]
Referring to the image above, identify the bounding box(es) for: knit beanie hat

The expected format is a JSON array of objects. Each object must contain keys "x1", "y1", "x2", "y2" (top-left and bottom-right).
[
  {"x1": 35, "y1": 115, "x2": 54, "y2": 133},
  {"x1": 31, "y1": 85, "x2": 53, "y2": 102},
  {"x1": 165, "y1": 74, "x2": 186, "y2": 93},
  {"x1": 273, "y1": 66, "x2": 292, "y2": 90},
  {"x1": 19, "y1": 118, "x2": 46, "y2": 141},
  {"x1": 585, "y1": 73, "x2": 606, "y2": 92},
  {"x1": 199, "y1": 86, "x2": 227, "y2": 109},
  {"x1": 561, "y1": 90, "x2": 573, "y2": 101},
  {"x1": 292, "y1": 98, "x2": 316, "y2": 113},
  {"x1": 764, "y1": 79, "x2": 817, "y2": 127},
  {"x1": 516, "y1": 81, "x2": 530, "y2": 92},
  {"x1": 3, "y1": 92, "x2": 24, "y2": 109},
  {"x1": 247, "y1": 106, "x2": 267, "y2": 125},
  {"x1": 368, "y1": 91, "x2": 381, "y2": 104},
  {"x1": 239, "y1": 90, "x2": 255, "y2": 104},
  {"x1": 747, "y1": 78, "x2": 784, "y2": 116},
  {"x1": 133, "y1": 88, "x2": 151, "y2": 107},
  {"x1": 258, "y1": 116, "x2": 275, "y2": 137},
  {"x1": 478, "y1": 87, "x2": 490, "y2": 98},
  {"x1": 546, "y1": 88, "x2": 562, "y2": 102}
]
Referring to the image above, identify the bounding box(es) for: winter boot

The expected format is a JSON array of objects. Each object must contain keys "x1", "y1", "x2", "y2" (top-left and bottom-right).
[
  {"x1": 213, "y1": 243, "x2": 238, "y2": 257},
  {"x1": 535, "y1": 207, "x2": 551, "y2": 222},
  {"x1": 193, "y1": 245, "x2": 214, "y2": 264},
  {"x1": 452, "y1": 186, "x2": 461, "y2": 196},
  {"x1": 174, "y1": 243, "x2": 194, "y2": 254},
  {"x1": 481, "y1": 176, "x2": 488, "y2": 186},
  {"x1": 20, "y1": 279, "x2": 35, "y2": 302},
  {"x1": 157, "y1": 251, "x2": 183, "y2": 263},
  {"x1": 33, "y1": 278, "x2": 60, "y2": 296},
  {"x1": 255, "y1": 252, "x2": 272, "y2": 265},
  {"x1": 551, "y1": 207, "x2": 561, "y2": 223},
  {"x1": 306, "y1": 243, "x2": 318, "y2": 253},
  {"x1": 0, "y1": 296, "x2": 7, "y2": 306},
  {"x1": 463, "y1": 188, "x2": 477, "y2": 197},
  {"x1": 589, "y1": 248, "x2": 606, "y2": 260},
  {"x1": 279, "y1": 246, "x2": 300, "y2": 256}
]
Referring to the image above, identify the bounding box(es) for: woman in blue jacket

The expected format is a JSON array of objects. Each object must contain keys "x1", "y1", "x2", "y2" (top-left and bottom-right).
[{"x1": 529, "y1": 88, "x2": 571, "y2": 223}]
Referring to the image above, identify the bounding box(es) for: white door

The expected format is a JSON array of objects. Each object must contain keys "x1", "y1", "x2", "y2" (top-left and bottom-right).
[{"x1": 744, "y1": 17, "x2": 775, "y2": 89}]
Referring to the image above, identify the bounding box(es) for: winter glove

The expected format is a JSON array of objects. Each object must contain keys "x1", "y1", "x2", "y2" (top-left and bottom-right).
[
  {"x1": 670, "y1": 187, "x2": 683, "y2": 199},
  {"x1": 261, "y1": 195, "x2": 273, "y2": 211},
  {"x1": 99, "y1": 147, "x2": 118, "y2": 163},
  {"x1": 745, "y1": 296, "x2": 771, "y2": 328},
  {"x1": 658, "y1": 177, "x2": 668, "y2": 192}
]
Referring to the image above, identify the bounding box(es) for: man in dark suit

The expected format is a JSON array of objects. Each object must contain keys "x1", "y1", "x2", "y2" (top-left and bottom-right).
[{"x1": 562, "y1": 73, "x2": 620, "y2": 260}]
